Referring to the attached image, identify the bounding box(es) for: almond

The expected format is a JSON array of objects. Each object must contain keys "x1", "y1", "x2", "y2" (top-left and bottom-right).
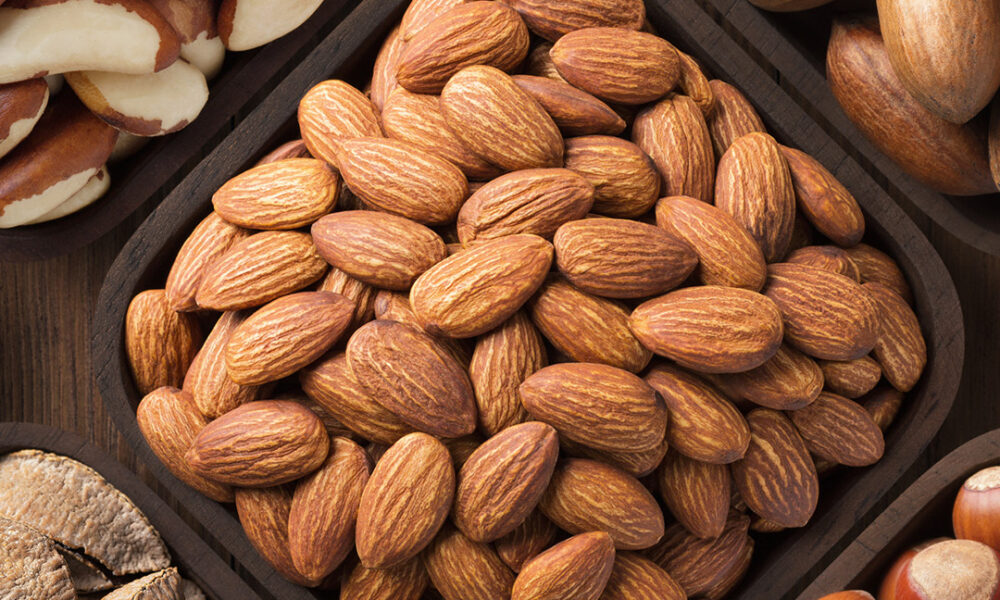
[
  {"x1": 337, "y1": 137, "x2": 468, "y2": 225},
  {"x1": 255, "y1": 138, "x2": 311, "y2": 165},
  {"x1": 601, "y1": 552, "x2": 686, "y2": 600},
  {"x1": 469, "y1": 311, "x2": 548, "y2": 435},
  {"x1": 677, "y1": 51, "x2": 715, "y2": 117},
  {"x1": 317, "y1": 267, "x2": 376, "y2": 330},
  {"x1": 410, "y1": 234, "x2": 553, "y2": 338},
  {"x1": 456, "y1": 168, "x2": 594, "y2": 244},
  {"x1": 355, "y1": 433, "x2": 455, "y2": 568},
  {"x1": 655, "y1": 195, "x2": 767, "y2": 290},
  {"x1": 495, "y1": 511, "x2": 558, "y2": 573},
  {"x1": 539, "y1": 458, "x2": 664, "y2": 550},
  {"x1": 657, "y1": 451, "x2": 730, "y2": 539},
  {"x1": 550, "y1": 28, "x2": 679, "y2": 104},
  {"x1": 520, "y1": 362, "x2": 667, "y2": 453},
  {"x1": 234, "y1": 486, "x2": 315, "y2": 586},
  {"x1": 764, "y1": 262, "x2": 879, "y2": 360},
  {"x1": 819, "y1": 356, "x2": 882, "y2": 399},
  {"x1": 300, "y1": 352, "x2": 416, "y2": 444},
  {"x1": 288, "y1": 437, "x2": 370, "y2": 583},
  {"x1": 136, "y1": 387, "x2": 233, "y2": 503},
  {"x1": 525, "y1": 41, "x2": 564, "y2": 81},
  {"x1": 730, "y1": 408, "x2": 819, "y2": 528},
  {"x1": 861, "y1": 386, "x2": 904, "y2": 432},
  {"x1": 629, "y1": 286, "x2": 784, "y2": 373},
  {"x1": 443, "y1": 435, "x2": 483, "y2": 470},
  {"x1": 564, "y1": 135, "x2": 659, "y2": 218},
  {"x1": 502, "y1": 0, "x2": 645, "y2": 42},
  {"x1": 424, "y1": 525, "x2": 516, "y2": 600},
  {"x1": 212, "y1": 158, "x2": 339, "y2": 229},
  {"x1": 706, "y1": 79, "x2": 766, "y2": 158},
  {"x1": 371, "y1": 24, "x2": 406, "y2": 111},
  {"x1": 186, "y1": 400, "x2": 329, "y2": 487},
  {"x1": 703, "y1": 539, "x2": 753, "y2": 600},
  {"x1": 454, "y1": 422, "x2": 559, "y2": 542},
  {"x1": 195, "y1": 231, "x2": 328, "y2": 311},
  {"x1": 125, "y1": 289, "x2": 202, "y2": 395},
  {"x1": 311, "y1": 210, "x2": 447, "y2": 290},
  {"x1": 864, "y1": 281, "x2": 926, "y2": 391},
  {"x1": 553, "y1": 217, "x2": 697, "y2": 298},
  {"x1": 560, "y1": 436, "x2": 669, "y2": 478},
  {"x1": 373, "y1": 290, "x2": 473, "y2": 366},
  {"x1": 440, "y1": 65, "x2": 563, "y2": 170},
  {"x1": 397, "y1": 2, "x2": 530, "y2": 93},
  {"x1": 633, "y1": 94, "x2": 715, "y2": 202},
  {"x1": 780, "y1": 146, "x2": 865, "y2": 247},
  {"x1": 512, "y1": 531, "x2": 616, "y2": 600},
  {"x1": 715, "y1": 132, "x2": 795, "y2": 262},
  {"x1": 711, "y1": 343, "x2": 824, "y2": 410},
  {"x1": 787, "y1": 245, "x2": 861, "y2": 281},
  {"x1": 224, "y1": 291, "x2": 354, "y2": 385},
  {"x1": 845, "y1": 242, "x2": 913, "y2": 305},
  {"x1": 789, "y1": 391, "x2": 885, "y2": 466},
  {"x1": 182, "y1": 311, "x2": 262, "y2": 419},
  {"x1": 164, "y1": 212, "x2": 249, "y2": 311},
  {"x1": 529, "y1": 275, "x2": 651, "y2": 372},
  {"x1": 646, "y1": 516, "x2": 751, "y2": 598},
  {"x1": 297, "y1": 79, "x2": 382, "y2": 167},
  {"x1": 513, "y1": 74, "x2": 625, "y2": 136},
  {"x1": 341, "y1": 557, "x2": 429, "y2": 600},
  {"x1": 399, "y1": 0, "x2": 466, "y2": 41},
  {"x1": 645, "y1": 363, "x2": 750, "y2": 464},
  {"x1": 347, "y1": 320, "x2": 477, "y2": 438}
]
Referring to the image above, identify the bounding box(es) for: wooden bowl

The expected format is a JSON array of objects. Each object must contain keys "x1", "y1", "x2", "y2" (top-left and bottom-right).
[
  {"x1": 0, "y1": 0, "x2": 357, "y2": 262},
  {"x1": 798, "y1": 429, "x2": 1000, "y2": 598},
  {"x1": 92, "y1": 0, "x2": 965, "y2": 598},
  {"x1": 0, "y1": 422, "x2": 260, "y2": 600}
]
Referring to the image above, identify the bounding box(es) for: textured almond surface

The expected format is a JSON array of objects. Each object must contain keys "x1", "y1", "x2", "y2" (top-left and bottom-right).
[
  {"x1": 550, "y1": 28, "x2": 679, "y2": 105},
  {"x1": 601, "y1": 552, "x2": 686, "y2": 600},
  {"x1": 495, "y1": 511, "x2": 558, "y2": 572},
  {"x1": 234, "y1": 487, "x2": 314, "y2": 586},
  {"x1": 706, "y1": 80, "x2": 766, "y2": 158},
  {"x1": 410, "y1": 234, "x2": 553, "y2": 338},
  {"x1": 513, "y1": 74, "x2": 625, "y2": 136},
  {"x1": 646, "y1": 516, "x2": 751, "y2": 597},
  {"x1": 503, "y1": 0, "x2": 644, "y2": 41},
  {"x1": 187, "y1": 400, "x2": 329, "y2": 487},
  {"x1": 512, "y1": 531, "x2": 615, "y2": 600},
  {"x1": 255, "y1": 139, "x2": 311, "y2": 165},
  {"x1": 212, "y1": 158, "x2": 338, "y2": 229},
  {"x1": 317, "y1": 267, "x2": 376, "y2": 330},
  {"x1": 554, "y1": 217, "x2": 697, "y2": 299},
  {"x1": 347, "y1": 320, "x2": 477, "y2": 438},
  {"x1": 374, "y1": 289, "x2": 473, "y2": 366},
  {"x1": 819, "y1": 356, "x2": 882, "y2": 399},
  {"x1": 633, "y1": 94, "x2": 715, "y2": 202},
  {"x1": 356, "y1": 433, "x2": 455, "y2": 568},
  {"x1": 731, "y1": 409, "x2": 819, "y2": 528},
  {"x1": 400, "y1": 0, "x2": 466, "y2": 41},
  {"x1": 862, "y1": 386, "x2": 904, "y2": 432},
  {"x1": 845, "y1": 243, "x2": 913, "y2": 305},
  {"x1": 525, "y1": 41, "x2": 564, "y2": 81},
  {"x1": 629, "y1": 286, "x2": 783, "y2": 374},
  {"x1": 125, "y1": 289, "x2": 201, "y2": 395},
  {"x1": 677, "y1": 51, "x2": 716, "y2": 117},
  {"x1": 520, "y1": 362, "x2": 667, "y2": 453},
  {"x1": 424, "y1": 526, "x2": 516, "y2": 600},
  {"x1": 657, "y1": 451, "x2": 730, "y2": 539},
  {"x1": 182, "y1": 310, "x2": 261, "y2": 419},
  {"x1": 787, "y1": 245, "x2": 861, "y2": 281},
  {"x1": 164, "y1": 211, "x2": 249, "y2": 311},
  {"x1": 297, "y1": 79, "x2": 382, "y2": 167},
  {"x1": 529, "y1": 276, "x2": 651, "y2": 372},
  {"x1": 539, "y1": 458, "x2": 664, "y2": 550},
  {"x1": 713, "y1": 343, "x2": 824, "y2": 410},
  {"x1": 371, "y1": 24, "x2": 406, "y2": 111},
  {"x1": 311, "y1": 210, "x2": 447, "y2": 290},
  {"x1": 562, "y1": 437, "x2": 669, "y2": 479},
  {"x1": 780, "y1": 146, "x2": 865, "y2": 247},
  {"x1": 790, "y1": 392, "x2": 884, "y2": 466},
  {"x1": 564, "y1": 135, "x2": 659, "y2": 218},
  {"x1": 342, "y1": 556, "x2": 428, "y2": 600},
  {"x1": 864, "y1": 281, "x2": 926, "y2": 392}
]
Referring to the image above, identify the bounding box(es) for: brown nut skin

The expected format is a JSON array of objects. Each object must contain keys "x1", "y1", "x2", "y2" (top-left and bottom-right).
[{"x1": 954, "y1": 467, "x2": 1000, "y2": 555}]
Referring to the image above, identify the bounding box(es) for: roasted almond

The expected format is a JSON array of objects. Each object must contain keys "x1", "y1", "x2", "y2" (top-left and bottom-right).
[
  {"x1": 706, "y1": 79, "x2": 766, "y2": 158},
  {"x1": 164, "y1": 211, "x2": 249, "y2": 311},
  {"x1": 560, "y1": 436, "x2": 669, "y2": 478},
  {"x1": 780, "y1": 146, "x2": 865, "y2": 247},
  {"x1": 633, "y1": 94, "x2": 715, "y2": 202},
  {"x1": 646, "y1": 516, "x2": 751, "y2": 598},
  {"x1": 786, "y1": 245, "x2": 861, "y2": 281},
  {"x1": 563, "y1": 135, "x2": 659, "y2": 218},
  {"x1": 212, "y1": 158, "x2": 338, "y2": 229},
  {"x1": 125, "y1": 289, "x2": 202, "y2": 395},
  {"x1": 789, "y1": 391, "x2": 885, "y2": 467},
  {"x1": 513, "y1": 74, "x2": 625, "y2": 136},
  {"x1": 861, "y1": 386, "x2": 904, "y2": 432},
  {"x1": 711, "y1": 343, "x2": 824, "y2": 410},
  {"x1": 677, "y1": 51, "x2": 715, "y2": 117},
  {"x1": 317, "y1": 267, "x2": 376, "y2": 330},
  {"x1": 864, "y1": 281, "x2": 926, "y2": 392},
  {"x1": 182, "y1": 310, "x2": 261, "y2": 419},
  {"x1": 525, "y1": 41, "x2": 564, "y2": 81},
  {"x1": 234, "y1": 486, "x2": 315, "y2": 587},
  {"x1": 844, "y1": 243, "x2": 913, "y2": 305},
  {"x1": 370, "y1": 23, "x2": 406, "y2": 111},
  {"x1": 512, "y1": 532, "x2": 615, "y2": 600},
  {"x1": 602, "y1": 552, "x2": 686, "y2": 600},
  {"x1": 255, "y1": 139, "x2": 311, "y2": 165},
  {"x1": 297, "y1": 79, "x2": 382, "y2": 167},
  {"x1": 495, "y1": 510, "x2": 558, "y2": 573},
  {"x1": 373, "y1": 290, "x2": 473, "y2": 366},
  {"x1": 819, "y1": 356, "x2": 882, "y2": 399},
  {"x1": 399, "y1": 0, "x2": 466, "y2": 41},
  {"x1": 341, "y1": 556, "x2": 428, "y2": 600},
  {"x1": 657, "y1": 451, "x2": 730, "y2": 539},
  {"x1": 424, "y1": 525, "x2": 516, "y2": 600},
  {"x1": 503, "y1": 0, "x2": 644, "y2": 41}
]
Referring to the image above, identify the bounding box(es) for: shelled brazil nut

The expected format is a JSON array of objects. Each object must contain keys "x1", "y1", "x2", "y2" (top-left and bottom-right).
[{"x1": 119, "y1": 0, "x2": 929, "y2": 597}]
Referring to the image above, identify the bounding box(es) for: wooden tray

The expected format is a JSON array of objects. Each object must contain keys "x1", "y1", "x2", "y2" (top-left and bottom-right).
[
  {"x1": 92, "y1": 0, "x2": 965, "y2": 598},
  {"x1": 798, "y1": 429, "x2": 1000, "y2": 598},
  {"x1": 693, "y1": 0, "x2": 1000, "y2": 257},
  {"x1": 0, "y1": 422, "x2": 261, "y2": 600},
  {"x1": 0, "y1": 0, "x2": 357, "y2": 262}
]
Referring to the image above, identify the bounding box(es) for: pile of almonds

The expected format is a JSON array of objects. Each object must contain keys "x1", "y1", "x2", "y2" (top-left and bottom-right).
[{"x1": 124, "y1": 0, "x2": 929, "y2": 598}]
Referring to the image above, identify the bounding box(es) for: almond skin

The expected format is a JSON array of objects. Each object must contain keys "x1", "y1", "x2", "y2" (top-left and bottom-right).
[
  {"x1": 410, "y1": 234, "x2": 554, "y2": 338},
  {"x1": 396, "y1": 1, "x2": 530, "y2": 93},
  {"x1": 787, "y1": 245, "x2": 861, "y2": 281},
  {"x1": 136, "y1": 387, "x2": 233, "y2": 503},
  {"x1": 317, "y1": 267, "x2": 376, "y2": 330},
  {"x1": 347, "y1": 320, "x2": 477, "y2": 438},
  {"x1": 646, "y1": 516, "x2": 752, "y2": 597},
  {"x1": 495, "y1": 511, "x2": 558, "y2": 572},
  {"x1": 602, "y1": 552, "x2": 686, "y2": 600},
  {"x1": 520, "y1": 362, "x2": 667, "y2": 453},
  {"x1": 234, "y1": 487, "x2": 315, "y2": 587},
  {"x1": 863, "y1": 281, "x2": 926, "y2": 392},
  {"x1": 790, "y1": 391, "x2": 885, "y2": 466},
  {"x1": 224, "y1": 291, "x2": 354, "y2": 385},
  {"x1": 441, "y1": 65, "x2": 564, "y2": 171},
  {"x1": 187, "y1": 400, "x2": 329, "y2": 487},
  {"x1": 525, "y1": 41, "x2": 565, "y2": 81},
  {"x1": 456, "y1": 168, "x2": 595, "y2": 244},
  {"x1": 297, "y1": 79, "x2": 383, "y2": 167},
  {"x1": 182, "y1": 310, "x2": 261, "y2": 419},
  {"x1": 355, "y1": 433, "x2": 456, "y2": 568},
  {"x1": 677, "y1": 51, "x2": 716, "y2": 117},
  {"x1": 371, "y1": 23, "x2": 406, "y2": 111},
  {"x1": 779, "y1": 146, "x2": 865, "y2": 247},
  {"x1": 550, "y1": 28, "x2": 679, "y2": 105},
  {"x1": 731, "y1": 408, "x2": 819, "y2": 528},
  {"x1": 819, "y1": 356, "x2": 882, "y2": 399},
  {"x1": 513, "y1": 74, "x2": 625, "y2": 136},
  {"x1": 629, "y1": 286, "x2": 784, "y2": 374},
  {"x1": 164, "y1": 211, "x2": 249, "y2": 311},
  {"x1": 529, "y1": 275, "x2": 651, "y2": 373},
  {"x1": 373, "y1": 290, "x2": 473, "y2": 367},
  {"x1": 400, "y1": 0, "x2": 466, "y2": 41},
  {"x1": 341, "y1": 556, "x2": 429, "y2": 600},
  {"x1": 503, "y1": 0, "x2": 645, "y2": 42},
  {"x1": 424, "y1": 526, "x2": 516, "y2": 600},
  {"x1": 862, "y1": 386, "x2": 905, "y2": 432},
  {"x1": 212, "y1": 158, "x2": 338, "y2": 229},
  {"x1": 337, "y1": 137, "x2": 468, "y2": 225},
  {"x1": 255, "y1": 139, "x2": 311, "y2": 165},
  {"x1": 657, "y1": 451, "x2": 730, "y2": 539},
  {"x1": 645, "y1": 363, "x2": 750, "y2": 464},
  {"x1": 469, "y1": 311, "x2": 548, "y2": 435},
  {"x1": 553, "y1": 217, "x2": 697, "y2": 299},
  {"x1": 195, "y1": 231, "x2": 328, "y2": 311},
  {"x1": 655, "y1": 195, "x2": 767, "y2": 290},
  {"x1": 539, "y1": 458, "x2": 665, "y2": 550},
  {"x1": 706, "y1": 79, "x2": 766, "y2": 158},
  {"x1": 126, "y1": 289, "x2": 202, "y2": 395},
  {"x1": 560, "y1": 436, "x2": 669, "y2": 478},
  {"x1": 564, "y1": 135, "x2": 659, "y2": 218},
  {"x1": 311, "y1": 210, "x2": 448, "y2": 290},
  {"x1": 764, "y1": 262, "x2": 879, "y2": 361},
  {"x1": 845, "y1": 243, "x2": 913, "y2": 305},
  {"x1": 711, "y1": 343, "x2": 824, "y2": 410},
  {"x1": 512, "y1": 531, "x2": 616, "y2": 600},
  {"x1": 454, "y1": 422, "x2": 559, "y2": 542},
  {"x1": 633, "y1": 94, "x2": 715, "y2": 202},
  {"x1": 288, "y1": 437, "x2": 370, "y2": 583}
]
